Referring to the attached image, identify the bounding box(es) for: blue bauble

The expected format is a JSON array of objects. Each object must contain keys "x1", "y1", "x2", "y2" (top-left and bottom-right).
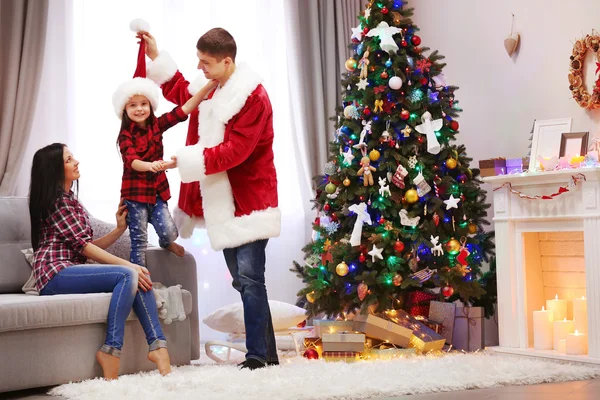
[
  {"x1": 385, "y1": 59, "x2": 392, "y2": 68},
  {"x1": 357, "y1": 43, "x2": 364, "y2": 56}
]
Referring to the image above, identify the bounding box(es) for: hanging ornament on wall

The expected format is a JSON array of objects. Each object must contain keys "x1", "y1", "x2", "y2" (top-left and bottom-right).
[{"x1": 504, "y1": 13, "x2": 520, "y2": 57}]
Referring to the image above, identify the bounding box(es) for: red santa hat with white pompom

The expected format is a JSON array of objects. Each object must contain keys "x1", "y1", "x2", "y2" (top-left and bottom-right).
[{"x1": 112, "y1": 19, "x2": 160, "y2": 119}]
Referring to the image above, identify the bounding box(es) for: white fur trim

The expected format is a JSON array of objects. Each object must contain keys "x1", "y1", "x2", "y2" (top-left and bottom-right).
[
  {"x1": 188, "y1": 74, "x2": 208, "y2": 95},
  {"x1": 176, "y1": 144, "x2": 207, "y2": 183},
  {"x1": 129, "y1": 19, "x2": 150, "y2": 32},
  {"x1": 207, "y1": 207, "x2": 281, "y2": 251},
  {"x1": 147, "y1": 51, "x2": 178, "y2": 86},
  {"x1": 112, "y1": 77, "x2": 159, "y2": 119},
  {"x1": 211, "y1": 62, "x2": 263, "y2": 123},
  {"x1": 173, "y1": 206, "x2": 204, "y2": 238}
]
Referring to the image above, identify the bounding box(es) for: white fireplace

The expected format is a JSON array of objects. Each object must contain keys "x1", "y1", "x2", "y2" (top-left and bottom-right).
[{"x1": 483, "y1": 168, "x2": 600, "y2": 364}]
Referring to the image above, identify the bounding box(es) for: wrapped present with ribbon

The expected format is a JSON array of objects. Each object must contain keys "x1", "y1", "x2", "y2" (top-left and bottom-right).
[
  {"x1": 364, "y1": 338, "x2": 417, "y2": 360},
  {"x1": 313, "y1": 319, "x2": 355, "y2": 337},
  {"x1": 352, "y1": 313, "x2": 413, "y2": 347},
  {"x1": 406, "y1": 290, "x2": 438, "y2": 317},
  {"x1": 478, "y1": 158, "x2": 506, "y2": 177},
  {"x1": 322, "y1": 332, "x2": 366, "y2": 352},
  {"x1": 322, "y1": 351, "x2": 361, "y2": 362},
  {"x1": 414, "y1": 315, "x2": 443, "y2": 334},
  {"x1": 506, "y1": 157, "x2": 528, "y2": 174},
  {"x1": 451, "y1": 305, "x2": 484, "y2": 352},
  {"x1": 429, "y1": 300, "x2": 457, "y2": 343},
  {"x1": 384, "y1": 309, "x2": 446, "y2": 353}
]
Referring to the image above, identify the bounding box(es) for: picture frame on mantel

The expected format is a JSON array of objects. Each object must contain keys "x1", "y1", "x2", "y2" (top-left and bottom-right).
[
  {"x1": 559, "y1": 132, "x2": 589, "y2": 157},
  {"x1": 529, "y1": 118, "x2": 573, "y2": 171}
]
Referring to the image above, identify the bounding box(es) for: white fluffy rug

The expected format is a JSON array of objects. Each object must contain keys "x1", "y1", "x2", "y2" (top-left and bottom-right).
[{"x1": 50, "y1": 353, "x2": 600, "y2": 400}]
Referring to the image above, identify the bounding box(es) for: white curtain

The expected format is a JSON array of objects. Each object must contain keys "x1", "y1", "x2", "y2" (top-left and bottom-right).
[{"x1": 71, "y1": 0, "x2": 307, "y2": 341}]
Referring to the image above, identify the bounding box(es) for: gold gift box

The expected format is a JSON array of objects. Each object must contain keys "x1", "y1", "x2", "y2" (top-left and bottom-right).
[
  {"x1": 322, "y1": 332, "x2": 366, "y2": 352},
  {"x1": 352, "y1": 313, "x2": 413, "y2": 348}
]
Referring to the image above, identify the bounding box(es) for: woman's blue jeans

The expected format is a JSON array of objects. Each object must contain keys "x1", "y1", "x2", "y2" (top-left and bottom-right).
[{"x1": 40, "y1": 265, "x2": 167, "y2": 357}]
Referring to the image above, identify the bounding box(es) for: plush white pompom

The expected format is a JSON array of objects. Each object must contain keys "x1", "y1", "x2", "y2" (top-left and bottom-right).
[{"x1": 129, "y1": 18, "x2": 150, "y2": 33}]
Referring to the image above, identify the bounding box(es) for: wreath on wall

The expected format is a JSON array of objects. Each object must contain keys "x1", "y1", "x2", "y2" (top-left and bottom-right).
[{"x1": 569, "y1": 33, "x2": 600, "y2": 110}]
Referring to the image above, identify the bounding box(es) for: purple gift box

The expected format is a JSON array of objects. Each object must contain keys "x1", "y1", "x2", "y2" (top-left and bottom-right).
[{"x1": 506, "y1": 158, "x2": 527, "y2": 174}]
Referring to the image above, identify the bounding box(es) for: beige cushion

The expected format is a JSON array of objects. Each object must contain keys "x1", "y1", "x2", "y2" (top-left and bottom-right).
[{"x1": 0, "y1": 289, "x2": 192, "y2": 333}]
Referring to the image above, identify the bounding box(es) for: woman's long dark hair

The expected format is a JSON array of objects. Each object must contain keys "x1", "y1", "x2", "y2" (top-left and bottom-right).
[{"x1": 28, "y1": 143, "x2": 67, "y2": 250}]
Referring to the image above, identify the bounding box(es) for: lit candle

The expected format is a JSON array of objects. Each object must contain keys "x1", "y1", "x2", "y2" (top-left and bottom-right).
[
  {"x1": 566, "y1": 330, "x2": 588, "y2": 355},
  {"x1": 557, "y1": 339, "x2": 567, "y2": 353},
  {"x1": 546, "y1": 294, "x2": 567, "y2": 321},
  {"x1": 573, "y1": 296, "x2": 588, "y2": 334},
  {"x1": 553, "y1": 318, "x2": 574, "y2": 350},
  {"x1": 533, "y1": 306, "x2": 554, "y2": 350}
]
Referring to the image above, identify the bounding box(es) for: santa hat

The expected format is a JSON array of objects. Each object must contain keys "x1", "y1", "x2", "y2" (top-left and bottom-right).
[{"x1": 112, "y1": 19, "x2": 160, "y2": 119}]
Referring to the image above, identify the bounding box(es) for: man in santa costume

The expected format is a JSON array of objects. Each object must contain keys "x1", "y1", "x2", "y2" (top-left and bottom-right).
[{"x1": 141, "y1": 28, "x2": 280, "y2": 370}]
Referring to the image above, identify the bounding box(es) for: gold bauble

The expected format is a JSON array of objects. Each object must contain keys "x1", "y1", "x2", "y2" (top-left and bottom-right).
[
  {"x1": 336, "y1": 261, "x2": 349, "y2": 276},
  {"x1": 345, "y1": 58, "x2": 358, "y2": 71},
  {"x1": 343, "y1": 178, "x2": 351, "y2": 187},
  {"x1": 325, "y1": 183, "x2": 337, "y2": 194},
  {"x1": 392, "y1": 274, "x2": 403, "y2": 286},
  {"x1": 468, "y1": 223, "x2": 478, "y2": 234},
  {"x1": 369, "y1": 149, "x2": 381, "y2": 161},
  {"x1": 405, "y1": 189, "x2": 419, "y2": 204},
  {"x1": 306, "y1": 291, "x2": 316, "y2": 303},
  {"x1": 446, "y1": 239, "x2": 461, "y2": 254},
  {"x1": 446, "y1": 158, "x2": 457, "y2": 169}
]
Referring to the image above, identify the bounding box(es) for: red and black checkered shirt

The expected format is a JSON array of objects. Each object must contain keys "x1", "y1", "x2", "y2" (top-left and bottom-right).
[
  {"x1": 118, "y1": 106, "x2": 188, "y2": 204},
  {"x1": 32, "y1": 191, "x2": 93, "y2": 291}
]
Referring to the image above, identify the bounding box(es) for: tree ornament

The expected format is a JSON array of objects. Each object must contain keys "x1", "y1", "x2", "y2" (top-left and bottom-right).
[
  {"x1": 368, "y1": 244, "x2": 384, "y2": 262},
  {"x1": 401, "y1": 39, "x2": 408, "y2": 47},
  {"x1": 392, "y1": 164, "x2": 408, "y2": 188},
  {"x1": 446, "y1": 238, "x2": 461, "y2": 254},
  {"x1": 446, "y1": 158, "x2": 458, "y2": 169},
  {"x1": 356, "y1": 78, "x2": 368, "y2": 90},
  {"x1": 303, "y1": 348, "x2": 319, "y2": 359},
  {"x1": 343, "y1": 178, "x2": 351, "y2": 186},
  {"x1": 380, "y1": 71, "x2": 389, "y2": 79},
  {"x1": 394, "y1": 240, "x2": 405, "y2": 252},
  {"x1": 336, "y1": 261, "x2": 349, "y2": 276},
  {"x1": 358, "y1": 282, "x2": 369, "y2": 301},
  {"x1": 468, "y1": 223, "x2": 478, "y2": 234},
  {"x1": 401, "y1": 125, "x2": 412, "y2": 137},
  {"x1": 393, "y1": 274, "x2": 403, "y2": 286},
  {"x1": 364, "y1": 107, "x2": 372, "y2": 116},
  {"x1": 385, "y1": 59, "x2": 393, "y2": 68},
  {"x1": 443, "y1": 194, "x2": 460, "y2": 210},
  {"x1": 378, "y1": 176, "x2": 391, "y2": 197},
  {"x1": 411, "y1": 35, "x2": 422, "y2": 46},
  {"x1": 357, "y1": 156, "x2": 376, "y2": 186},
  {"x1": 404, "y1": 189, "x2": 419, "y2": 204},
  {"x1": 415, "y1": 111, "x2": 443, "y2": 154},
  {"x1": 408, "y1": 156, "x2": 418, "y2": 169},
  {"x1": 325, "y1": 183, "x2": 337, "y2": 194},
  {"x1": 359, "y1": 253, "x2": 367, "y2": 263},
  {"x1": 306, "y1": 291, "x2": 316, "y2": 303},
  {"x1": 348, "y1": 202, "x2": 372, "y2": 246},
  {"x1": 324, "y1": 203, "x2": 331, "y2": 211},
  {"x1": 342, "y1": 148, "x2": 355, "y2": 165},
  {"x1": 433, "y1": 213, "x2": 440, "y2": 226},
  {"x1": 366, "y1": 21, "x2": 402, "y2": 54},
  {"x1": 388, "y1": 76, "x2": 403, "y2": 90},
  {"x1": 399, "y1": 209, "x2": 420, "y2": 226},
  {"x1": 442, "y1": 286, "x2": 454, "y2": 297},
  {"x1": 449, "y1": 120, "x2": 459, "y2": 131},
  {"x1": 413, "y1": 172, "x2": 432, "y2": 196},
  {"x1": 358, "y1": 47, "x2": 370, "y2": 79},
  {"x1": 430, "y1": 235, "x2": 444, "y2": 256},
  {"x1": 344, "y1": 104, "x2": 359, "y2": 119},
  {"x1": 400, "y1": 109, "x2": 410, "y2": 120},
  {"x1": 369, "y1": 149, "x2": 381, "y2": 161},
  {"x1": 382, "y1": 6, "x2": 389, "y2": 14},
  {"x1": 456, "y1": 238, "x2": 470, "y2": 266},
  {"x1": 345, "y1": 58, "x2": 358, "y2": 71},
  {"x1": 419, "y1": 77, "x2": 428, "y2": 85}
]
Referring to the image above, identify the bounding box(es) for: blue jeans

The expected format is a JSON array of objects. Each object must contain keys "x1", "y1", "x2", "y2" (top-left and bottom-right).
[
  {"x1": 223, "y1": 239, "x2": 277, "y2": 364},
  {"x1": 40, "y1": 265, "x2": 167, "y2": 357},
  {"x1": 125, "y1": 198, "x2": 178, "y2": 266}
]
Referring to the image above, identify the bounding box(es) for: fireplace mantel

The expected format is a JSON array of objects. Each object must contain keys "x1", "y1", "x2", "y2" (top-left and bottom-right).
[{"x1": 483, "y1": 168, "x2": 600, "y2": 364}]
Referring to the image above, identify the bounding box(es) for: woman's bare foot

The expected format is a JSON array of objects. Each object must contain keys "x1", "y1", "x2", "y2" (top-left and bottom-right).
[
  {"x1": 148, "y1": 348, "x2": 171, "y2": 376},
  {"x1": 167, "y1": 242, "x2": 185, "y2": 257},
  {"x1": 96, "y1": 350, "x2": 120, "y2": 380}
]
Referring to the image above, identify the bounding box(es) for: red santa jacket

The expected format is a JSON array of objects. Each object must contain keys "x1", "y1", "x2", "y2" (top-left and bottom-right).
[{"x1": 147, "y1": 52, "x2": 280, "y2": 251}]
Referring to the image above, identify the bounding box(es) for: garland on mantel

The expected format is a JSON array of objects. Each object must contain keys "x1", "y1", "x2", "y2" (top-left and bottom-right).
[{"x1": 493, "y1": 173, "x2": 587, "y2": 200}]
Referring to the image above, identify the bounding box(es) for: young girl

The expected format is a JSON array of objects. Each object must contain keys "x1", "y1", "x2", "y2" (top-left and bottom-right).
[
  {"x1": 29, "y1": 143, "x2": 170, "y2": 379},
  {"x1": 112, "y1": 34, "x2": 216, "y2": 267}
]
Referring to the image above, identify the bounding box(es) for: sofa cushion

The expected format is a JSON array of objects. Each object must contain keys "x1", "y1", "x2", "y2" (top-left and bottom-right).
[{"x1": 0, "y1": 290, "x2": 192, "y2": 332}]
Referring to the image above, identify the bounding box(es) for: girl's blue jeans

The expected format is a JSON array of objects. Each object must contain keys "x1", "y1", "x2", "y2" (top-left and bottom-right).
[
  {"x1": 40, "y1": 265, "x2": 167, "y2": 357},
  {"x1": 125, "y1": 197, "x2": 178, "y2": 266}
]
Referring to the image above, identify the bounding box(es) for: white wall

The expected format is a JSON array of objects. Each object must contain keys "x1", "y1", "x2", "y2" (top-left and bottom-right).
[{"x1": 411, "y1": 0, "x2": 600, "y2": 166}]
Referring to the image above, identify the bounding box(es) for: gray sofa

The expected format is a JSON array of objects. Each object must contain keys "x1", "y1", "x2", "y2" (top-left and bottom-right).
[{"x1": 0, "y1": 197, "x2": 200, "y2": 393}]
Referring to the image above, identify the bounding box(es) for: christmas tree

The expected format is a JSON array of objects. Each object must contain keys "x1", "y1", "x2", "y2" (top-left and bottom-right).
[{"x1": 292, "y1": 0, "x2": 495, "y2": 318}]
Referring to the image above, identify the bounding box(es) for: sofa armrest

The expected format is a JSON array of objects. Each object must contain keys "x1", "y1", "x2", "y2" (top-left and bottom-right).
[{"x1": 145, "y1": 247, "x2": 199, "y2": 360}]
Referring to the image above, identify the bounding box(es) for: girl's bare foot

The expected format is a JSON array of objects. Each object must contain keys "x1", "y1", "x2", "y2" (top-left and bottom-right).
[
  {"x1": 148, "y1": 348, "x2": 171, "y2": 376},
  {"x1": 167, "y1": 242, "x2": 185, "y2": 257},
  {"x1": 96, "y1": 350, "x2": 120, "y2": 380}
]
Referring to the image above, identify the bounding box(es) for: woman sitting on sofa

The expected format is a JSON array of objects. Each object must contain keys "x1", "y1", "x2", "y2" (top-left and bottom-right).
[{"x1": 28, "y1": 143, "x2": 171, "y2": 380}]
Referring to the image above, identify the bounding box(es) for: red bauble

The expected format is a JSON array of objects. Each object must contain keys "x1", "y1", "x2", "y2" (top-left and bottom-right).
[
  {"x1": 442, "y1": 286, "x2": 454, "y2": 297},
  {"x1": 381, "y1": 71, "x2": 389, "y2": 79},
  {"x1": 401, "y1": 110, "x2": 410, "y2": 120},
  {"x1": 364, "y1": 107, "x2": 371, "y2": 116},
  {"x1": 359, "y1": 254, "x2": 367, "y2": 263},
  {"x1": 401, "y1": 39, "x2": 408, "y2": 47},
  {"x1": 314, "y1": 217, "x2": 320, "y2": 226},
  {"x1": 363, "y1": 27, "x2": 370, "y2": 34},
  {"x1": 297, "y1": 320, "x2": 307, "y2": 328},
  {"x1": 449, "y1": 120, "x2": 459, "y2": 131},
  {"x1": 379, "y1": 217, "x2": 385, "y2": 224},
  {"x1": 324, "y1": 203, "x2": 331, "y2": 211},
  {"x1": 382, "y1": 6, "x2": 389, "y2": 14},
  {"x1": 411, "y1": 35, "x2": 422, "y2": 46},
  {"x1": 331, "y1": 213, "x2": 338, "y2": 222},
  {"x1": 419, "y1": 77, "x2": 428, "y2": 85},
  {"x1": 303, "y1": 348, "x2": 319, "y2": 360},
  {"x1": 394, "y1": 240, "x2": 405, "y2": 252}
]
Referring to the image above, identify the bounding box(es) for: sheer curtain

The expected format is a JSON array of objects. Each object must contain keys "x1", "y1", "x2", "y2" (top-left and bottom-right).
[{"x1": 71, "y1": 0, "x2": 307, "y2": 341}]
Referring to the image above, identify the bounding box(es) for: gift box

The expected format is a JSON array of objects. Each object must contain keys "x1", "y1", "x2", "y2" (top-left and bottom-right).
[
  {"x1": 506, "y1": 157, "x2": 527, "y2": 174},
  {"x1": 303, "y1": 337, "x2": 323, "y2": 357},
  {"x1": 478, "y1": 158, "x2": 506, "y2": 177},
  {"x1": 429, "y1": 301, "x2": 457, "y2": 343},
  {"x1": 452, "y1": 306, "x2": 484, "y2": 352},
  {"x1": 313, "y1": 319, "x2": 355, "y2": 337},
  {"x1": 367, "y1": 347, "x2": 417, "y2": 360},
  {"x1": 352, "y1": 313, "x2": 413, "y2": 348},
  {"x1": 406, "y1": 290, "x2": 438, "y2": 317},
  {"x1": 384, "y1": 309, "x2": 446, "y2": 353},
  {"x1": 322, "y1": 351, "x2": 361, "y2": 362},
  {"x1": 322, "y1": 332, "x2": 366, "y2": 352},
  {"x1": 414, "y1": 315, "x2": 443, "y2": 334}
]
